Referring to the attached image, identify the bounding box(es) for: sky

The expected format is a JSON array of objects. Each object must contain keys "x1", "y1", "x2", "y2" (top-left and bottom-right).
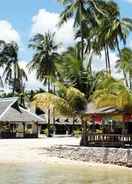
[{"x1": 0, "y1": 0, "x2": 132, "y2": 90}]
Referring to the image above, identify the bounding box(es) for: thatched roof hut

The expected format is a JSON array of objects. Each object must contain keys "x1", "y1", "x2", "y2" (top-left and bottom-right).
[{"x1": 0, "y1": 97, "x2": 44, "y2": 123}]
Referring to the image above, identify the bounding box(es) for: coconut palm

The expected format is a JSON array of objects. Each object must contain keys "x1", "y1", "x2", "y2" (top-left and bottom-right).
[
  {"x1": 3, "y1": 62, "x2": 28, "y2": 93},
  {"x1": 92, "y1": 1, "x2": 132, "y2": 74},
  {"x1": 105, "y1": 16, "x2": 132, "y2": 74},
  {"x1": 58, "y1": 0, "x2": 107, "y2": 64},
  {"x1": 28, "y1": 32, "x2": 60, "y2": 136},
  {"x1": 0, "y1": 41, "x2": 18, "y2": 94},
  {"x1": 58, "y1": 0, "x2": 86, "y2": 61},
  {"x1": 56, "y1": 45, "x2": 97, "y2": 98},
  {"x1": 92, "y1": 74, "x2": 132, "y2": 110},
  {"x1": 0, "y1": 41, "x2": 27, "y2": 94},
  {"x1": 116, "y1": 48, "x2": 132, "y2": 89},
  {"x1": 28, "y1": 32, "x2": 60, "y2": 92}
]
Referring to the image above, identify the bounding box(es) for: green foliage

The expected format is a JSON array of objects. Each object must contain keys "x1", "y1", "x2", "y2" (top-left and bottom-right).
[
  {"x1": 73, "y1": 128, "x2": 82, "y2": 138},
  {"x1": 56, "y1": 45, "x2": 97, "y2": 98},
  {"x1": 32, "y1": 92, "x2": 72, "y2": 116},
  {"x1": 32, "y1": 85, "x2": 87, "y2": 117},
  {"x1": 116, "y1": 48, "x2": 132, "y2": 89},
  {"x1": 0, "y1": 41, "x2": 27, "y2": 94},
  {"x1": 66, "y1": 86, "x2": 87, "y2": 112},
  {"x1": 28, "y1": 32, "x2": 60, "y2": 87},
  {"x1": 43, "y1": 128, "x2": 49, "y2": 136},
  {"x1": 92, "y1": 74, "x2": 132, "y2": 111}
]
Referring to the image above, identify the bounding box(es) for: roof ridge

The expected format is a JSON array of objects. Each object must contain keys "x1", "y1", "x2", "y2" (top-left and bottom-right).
[
  {"x1": 0, "y1": 99, "x2": 17, "y2": 120},
  {"x1": 19, "y1": 106, "x2": 44, "y2": 122},
  {"x1": 0, "y1": 97, "x2": 18, "y2": 102}
]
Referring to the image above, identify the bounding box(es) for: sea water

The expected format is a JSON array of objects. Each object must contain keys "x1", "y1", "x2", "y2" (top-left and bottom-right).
[{"x1": 0, "y1": 162, "x2": 132, "y2": 184}]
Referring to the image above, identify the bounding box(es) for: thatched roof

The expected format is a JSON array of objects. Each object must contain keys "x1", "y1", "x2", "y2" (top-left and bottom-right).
[
  {"x1": 0, "y1": 98, "x2": 18, "y2": 116},
  {"x1": 0, "y1": 98, "x2": 45, "y2": 123}
]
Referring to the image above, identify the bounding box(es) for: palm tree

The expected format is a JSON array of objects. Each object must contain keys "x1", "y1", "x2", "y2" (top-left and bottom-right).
[
  {"x1": 28, "y1": 32, "x2": 60, "y2": 136},
  {"x1": 32, "y1": 85, "x2": 88, "y2": 145},
  {"x1": 56, "y1": 45, "x2": 97, "y2": 98},
  {"x1": 0, "y1": 41, "x2": 27, "y2": 94},
  {"x1": 116, "y1": 48, "x2": 132, "y2": 89},
  {"x1": 91, "y1": 1, "x2": 132, "y2": 74},
  {"x1": 3, "y1": 62, "x2": 27, "y2": 93},
  {"x1": 73, "y1": 1, "x2": 132, "y2": 75},
  {"x1": 58, "y1": 0, "x2": 85, "y2": 62},
  {"x1": 28, "y1": 32, "x2": 60, "y2": 92},
  {"x1": 58, "y1": 0, "x2": 107, "y2": 64},
  {"x1": 92, "y1": 74, "x2": 132, "y2": 110}
]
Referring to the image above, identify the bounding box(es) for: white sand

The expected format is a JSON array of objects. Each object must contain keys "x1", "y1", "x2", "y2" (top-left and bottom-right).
[
  {"x1": 0, "y1": 136, "x2": 79, "y2": 163},
  {"x1": 0, "y1": 136, "x2": 130, "y2": 170}
]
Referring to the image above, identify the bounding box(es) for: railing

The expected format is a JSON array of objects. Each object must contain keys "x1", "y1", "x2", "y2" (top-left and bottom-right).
[{"x1": 87, "y1": 134, "x2": 132, "y2": 147}]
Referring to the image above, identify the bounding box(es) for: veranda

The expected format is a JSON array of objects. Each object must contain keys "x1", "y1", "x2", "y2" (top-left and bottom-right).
[{"x1": 84, "y1": 103, "x2": 132, "y2": 147}]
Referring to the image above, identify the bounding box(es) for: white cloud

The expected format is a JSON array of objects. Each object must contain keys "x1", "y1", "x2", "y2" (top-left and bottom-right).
[
  {"x1": 0, "y1": 20, "x2": 20, "y2": 43},
  {"x1": 0, "y1": 20, "x2": 22, "y2": 91},
  {"x1": 92, "y1": 51, "x2": 122, "y2": 79},
  {"x1": 125, "y1": 0, "x2": 132, "y2": 3},
  {"x1": 129, "y1": 40, "x2": 132, "y2": 48},
  {"x1": 30, "y1": 9, "x2": 124, "y2": 90},
  {"x1": 31, "y1": 9, "x2": 75, "y2": 50},
  {"x1": 30, "y1": 9, "x2": 75, "y2": 90},
  {"x1": 19, "y1": 61, "x2": 44, "y2": 90},
  {"x1": 0, "y1": 61, "x2": 44, "y2": 92}
]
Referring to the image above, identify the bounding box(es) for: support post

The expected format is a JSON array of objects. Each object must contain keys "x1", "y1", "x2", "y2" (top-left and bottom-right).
[{"x1": 23, "y1": 122, "x2": 25, "y2": 138}]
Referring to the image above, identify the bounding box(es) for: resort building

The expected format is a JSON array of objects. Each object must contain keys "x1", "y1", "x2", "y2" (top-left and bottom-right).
[
  {"x1": 0, "y1": 97, "x2": 44, "y2": 138},
  {"x1": 36, "y1": 108, "x2": 81, "y2": 135},
  {"x1": 83, "y1": 102, "x2": 132, "y2": 147}
]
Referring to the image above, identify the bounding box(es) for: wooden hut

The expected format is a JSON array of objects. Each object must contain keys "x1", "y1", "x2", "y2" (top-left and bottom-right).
[
  {"x1": 0, "y1": 97, "x2": 44, "y2": 138},
  {"x1": 83, "y1": 102, "x2": 132, "y2": 147}
]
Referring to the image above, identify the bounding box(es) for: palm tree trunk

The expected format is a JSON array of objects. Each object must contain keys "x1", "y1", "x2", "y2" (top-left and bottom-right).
[
  {"x1": 72, "y1": 116, "x2": 75, "y2": 136},
  {"x1": 80, "y1": 20, "x2": 84, "y2": 69},
  {"x1": 116, "y1": 37, "x2": 121, "y2": 56},
  {"x1": 80, "y1": 2, "x2": 84, "y2": 65},
  {"x1": 129, "y1": 73, "x2": 132, "y2": 90},
  {"x1": 53, "y1": 84, "x2": 56, "y2": 135},
  {"x1": 80, "y1": 117, "x2": 88, "y2": 146},
  {"x1": 47, "y1": 78, "x2": 50, "y2": 92},
  {"x1": 47, "y1": 78, "x2": 51, "y2": 137},
  {"x1": 106, "y1": 46, "x2": 111, "y2": 74},
  {"x1": 13, "y1": 63, "x2": 17, "y2": 95},
  {"x1": 116, "y1": 37, "x2": 129, "y2": 88},
  {"x1": 80, "y1": 20, "x2": 84, "y2": 92},
  {"x1": 123, "y1": 71, "x2": 129, "y2": 88},
  {"x1": 104, "y1": 46, "x2": 108, "y2": 72},
  {"x1": 81, "y1": 28, "x2": 84, "y2": 63}
]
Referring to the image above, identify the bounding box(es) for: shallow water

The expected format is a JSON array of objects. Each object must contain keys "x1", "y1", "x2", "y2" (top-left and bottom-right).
[{"x1": 0, "y1": 162, "x2": 132, "y2": 184}]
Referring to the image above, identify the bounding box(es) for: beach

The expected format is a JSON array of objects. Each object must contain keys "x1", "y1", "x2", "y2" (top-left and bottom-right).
[
  {"x1": 0, "y1": 136, "x2": 79, "y2": 163},
  {"x1": 0, "y1": 136, "x2": 130, "y2": 169}
]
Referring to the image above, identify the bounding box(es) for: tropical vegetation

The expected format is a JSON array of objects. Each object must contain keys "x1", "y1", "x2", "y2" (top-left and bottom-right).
[
  {"x1": 0, "y1": 41, "x2": 27, "y2": 94},
  {"x1": 0, "y1": 0, "x2": 132, "y2": 145}
]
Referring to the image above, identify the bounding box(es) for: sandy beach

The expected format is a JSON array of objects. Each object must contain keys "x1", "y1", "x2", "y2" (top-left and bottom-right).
[
  {"x1": 0, "y1": 136, "x2": 130, "y2": 170},
  {"x1": 0, "y1": 136, "x2": 79, "y2": 163}
]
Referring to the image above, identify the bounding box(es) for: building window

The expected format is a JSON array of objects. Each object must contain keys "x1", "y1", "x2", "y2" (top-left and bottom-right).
[
  {"x1": 15, "y1": 124, "x2": 18, "y2": 128},
  {"x1": 27, "y1": 124, "x2": 32, "y2": 129}
]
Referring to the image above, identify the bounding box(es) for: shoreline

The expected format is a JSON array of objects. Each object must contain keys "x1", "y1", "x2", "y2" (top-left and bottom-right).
[
  {"x1": 0, "y1": 137, "x2": 131, "y2": 169},
  {"x1": 0, "y1": 154, "x2": 131, "y2": 171},
  {"x1": 39, "y1": 145, "x2": 132, "y2": 168}
]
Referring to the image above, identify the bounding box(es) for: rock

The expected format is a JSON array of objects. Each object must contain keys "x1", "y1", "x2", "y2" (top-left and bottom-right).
[{"x1": 44, "y1": 145, "x2": 132, "y2": 167}]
